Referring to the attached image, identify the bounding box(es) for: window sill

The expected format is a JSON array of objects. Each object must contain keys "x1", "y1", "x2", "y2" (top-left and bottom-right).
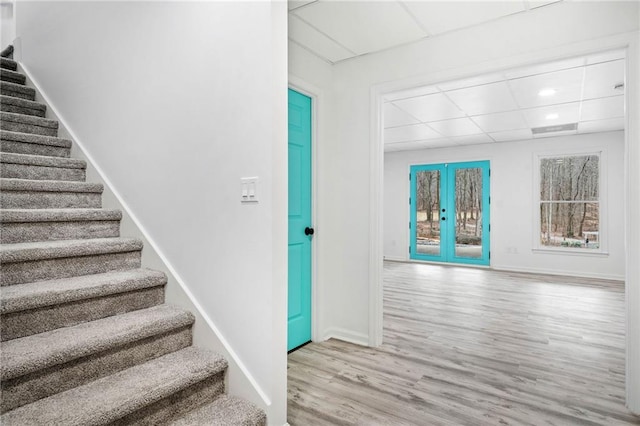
[{"x1": 532, "y1": 248, "x2": 609, "y2": 257}]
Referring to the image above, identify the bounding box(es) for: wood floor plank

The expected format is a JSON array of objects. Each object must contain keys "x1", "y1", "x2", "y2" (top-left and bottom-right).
[{"x1": 288, "y1": 261, "x2": 640, "y2": 425}]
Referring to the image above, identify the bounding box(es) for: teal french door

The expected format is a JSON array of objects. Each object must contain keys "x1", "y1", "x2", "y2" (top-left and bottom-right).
[
  {"x1": 287, "y1": 89, "x2": 312, "y2": 351},
  {"x1": 410, "y1": 161, "x2": 490, "y2": 266}
]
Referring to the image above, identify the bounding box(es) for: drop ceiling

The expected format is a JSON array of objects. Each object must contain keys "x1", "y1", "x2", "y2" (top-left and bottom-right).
[
  {"x1": 384, "y1": 50, "x2": 625, "y2": 152},
  {"x1": 288, "y1": 0, "x2": 564, "y2": 64}
]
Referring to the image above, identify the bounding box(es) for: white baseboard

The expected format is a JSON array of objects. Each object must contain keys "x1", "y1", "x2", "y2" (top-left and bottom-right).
[
  {"x1": 492, "y1": 264, "x2": 624, "y2": 282},
  {"x1": 321, "y1": 327, "x2": 369, "y2": 346},
  {"x1": 383, "y1": 255, "x2": 406, "y2": 262}
]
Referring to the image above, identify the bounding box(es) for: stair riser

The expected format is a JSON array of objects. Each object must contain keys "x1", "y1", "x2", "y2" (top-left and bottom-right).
[
  {"x1": 0, "y1": 85, "x2": 35, "y2": 101},
  {"x1": 1, "y1": 190, "x2": 102, "y2": 209},
  {"x1": 1, "y1": 286, "x2": 164, "y2": 341},
  {"x1": 112, "y1": 373, "x2": 225, "y2": 426},
  {"x1": 1, "y1": 220, "x2": 120, "y2": 244},
  {"x1": 0, "y1": 72, "x2": 26, "y2": 85},
  {"x1": 0, "y1": 326, "x2": 192, "y2": 413},
  {"x1": 1, "y1": 163, "x2": 85, "y2": 181},
  {"x1": 0, "y1": 121, "x2": 58, "y2": 137},
  {"x1": 0, "y1": 251, "x2": 142, "y2": 286},
  {"x1": 0, "y1": 103, "x2": 46, "y2": 118},
  {"x1": 0, "y1": 140, "x2": 71, "y2": 158},
  {"x1": 0, "y1": 59, "x2": 17, "y2": 71}
]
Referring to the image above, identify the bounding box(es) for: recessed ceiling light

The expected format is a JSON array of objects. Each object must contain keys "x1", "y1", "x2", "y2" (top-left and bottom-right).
[
  {"x1": 545, "y1": 113, "x2": 559, "y2": 120},
  {"x1": 538, "y1": 88, "x2": 556, "y2": 97}
]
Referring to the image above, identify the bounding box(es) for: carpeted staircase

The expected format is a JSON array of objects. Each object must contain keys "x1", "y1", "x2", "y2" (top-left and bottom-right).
[{"x1": 0, "y1": 47, "x2": 267, "y2": 425}]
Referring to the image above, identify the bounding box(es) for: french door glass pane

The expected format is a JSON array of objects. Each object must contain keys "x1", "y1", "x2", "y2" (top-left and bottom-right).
[
  {"x1": 454, "y1": 168, "x2": 483, "y2": 258},
  {"x1": 416, "y1": 170, "x2": 441, "y2": 256}
]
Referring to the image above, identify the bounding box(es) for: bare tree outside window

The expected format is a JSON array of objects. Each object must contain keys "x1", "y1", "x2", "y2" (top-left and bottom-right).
[{"x1": 540, "y1": 154, "x2": 600, "y2": 249}]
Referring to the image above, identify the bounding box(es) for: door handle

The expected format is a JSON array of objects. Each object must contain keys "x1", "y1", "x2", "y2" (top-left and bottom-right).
[
  {"x1": 441, "y1": 217, "x2": 446, "y2": 221},
  {"x1": 304, "y1": 227, "x2": 315, "y2": 236}
]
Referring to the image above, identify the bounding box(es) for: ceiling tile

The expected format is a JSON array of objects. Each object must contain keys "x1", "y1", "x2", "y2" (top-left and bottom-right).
[
  {"x1": 288, "y1": 15, "x2": 354, "y2": 63},
  {"x1": 421, "y1": 138, "x2": 457, "y2": 148},
  {"x1": 393, "y1": 93, "x2": 465, "y2": 122},
  {"x1": 586, "y1": 49, "x2": 626, "y2": 65},
  {"x1": 384, "y1": 123, "x2": 442, "y2": 144},
  {"x1": 445, "y1": 81, "x2": 518, "y2": 115},
  {"x1": 436, "y1": 72, "x2": 504, "y2": 92},
  {"x1": 580, "y1": 96, "x2": 624, "y2": 122},
  {"x1": 288, "y1": 0, "x2": 317, "y2": 11},
  {"x1": 384, "y1": 103, "x2": 420, "y2": 128},
  {"x1": 489, "y1": 129, "x2": 533, "y2": 142},
  {"x1": 527, "y1": 0, "x2": 562, "y2": 10},
  {"x1": 508, "y1": 67, "x2": 584, "y2": 108},
  {"x1": 578, "y1": 117, "x2": 625, "y2": 134},
  {"x1": 293, "y1": 1, "x2": 426, "y2": 55},
  {"x1": 522, "y1": 102, "x2": 580, "y2": 128},
  {"x1": 504, "y1": 56, "x2": 585, "y2": 80},
  {"x1": 452, "y1": 134, "x2": 495, "y2": 145},
  {"x1": 404, "y1": 1, "x2": 525, "y2": 35},
  {"x1": 383, "y1": 85, "x2": 439, "y2": 102},
  {"x1": 471, "y1": 110, "x2": 528, "y2": 133},
  {"x1": 428, "y1": 117, "x2": 483, "y2": 137},
  {"x1": 583, "y1": 60, "x2": 625, "y2": 100}
]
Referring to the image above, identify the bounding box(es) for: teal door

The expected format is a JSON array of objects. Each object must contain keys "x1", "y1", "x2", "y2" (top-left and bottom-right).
[
  {"x1": 288, "y1": 89, "x2": 312, "y2": 351},
  {"x1": 410, "y1": 161, "x2": 490, "y2": 266}
]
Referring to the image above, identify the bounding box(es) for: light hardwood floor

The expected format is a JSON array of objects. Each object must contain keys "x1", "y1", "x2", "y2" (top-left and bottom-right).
[{"x1": 287, "y1": 261, "x2": 640, "y2": 425}]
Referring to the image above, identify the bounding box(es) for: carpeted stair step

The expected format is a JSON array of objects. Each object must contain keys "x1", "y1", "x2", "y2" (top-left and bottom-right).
[
  {"x1": 0, "y1": 69, "x2": 26, "y2": 85},
  {"x1": 0, "y1": 81, "x2": 35, "y2": 101},
  {"x1": 0, "y1": 152, "x2": 86, "y2": 181},
  {"x1": 1, "y1": 45, "x2": 14, "y2": 59},
  {"x1": 0, "y1": 304, "x2": 195, "y2": 413},
  {"x1": 0, "y1": 57, "x2": 17, "y2": 71},
  {"x1": 0, "y1": 208, "x2": 121, "y2": 243},
  {"x1": 0, "y1": 178, "x2": 103, "y2": 209},
  {"x1": 0, "y1": 268, "x2": 166, "y2": 340},
  {"x1": 170, "y1": 395, "x2": 267, "y2": 426},
  {"x1": 1, "y1": 130, "x2": 71, "y2": 158},
  {"x1": 1, "y1": 95, "x2": 46, "y2": 117},
  {"x1": 0, "y1": 237, "x2": 142, "y2": 286},
  {"x1": 0, "y1": 112, "x2": 58, "y2": 137},
  {"x1": 1, "y1": 346, "x2": 227, "y2": 425}
]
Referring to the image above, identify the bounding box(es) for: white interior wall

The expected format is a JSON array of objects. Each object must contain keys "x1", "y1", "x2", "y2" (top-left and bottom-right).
[
  {"x1": 1, "y1": 1, "x2": 16, "y2": 48},
  {"x1": 15, "y1": 2, "x2": 288, "y2": 424},
  {"x1": 384, "y1": 131, "x2": 625, "y2": 280}
]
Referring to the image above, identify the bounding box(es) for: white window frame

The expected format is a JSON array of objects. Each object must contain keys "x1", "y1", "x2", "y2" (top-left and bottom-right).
[{"x1": 533, "y1": 149, "x2": 608, "y2": 256}]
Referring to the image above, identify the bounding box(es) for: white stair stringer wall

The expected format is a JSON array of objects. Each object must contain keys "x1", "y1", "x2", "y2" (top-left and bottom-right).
[{"x1": 16, "y1": 60, "x2": 271, "y2": 420}]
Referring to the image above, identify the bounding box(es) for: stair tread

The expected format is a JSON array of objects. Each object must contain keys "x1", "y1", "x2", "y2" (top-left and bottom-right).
[
  {"x1": 0, "y1": 80, "x2": 35, "y2": 95},
  {"x1": 0, "y1": 152, "x2": 85, "y2": 169},
  {"x1": 0, "y1": 237, "x2": 142, "y2": 263},
  {"x1": 170, "y1": 396, "x2": 266, "y2": 426},
  {"x1": 0, "y1": 95, "x2": 46, "y2": 111},
  {"x1": 0, "y1": 58, "x2": 17, "y2": 71},
  {"x1": 0, "y1": 111, "x2": 58, "y2": 129},
  {"x1": 1, "y1": 208, "x2": 121, "y2": 222},
  {"x1": 0, "y1": 68, "x2": 26, "y2": 85},
  {"x1": 0, "y1": 130, "x2": 71, "y2": 148},
  {"x1": 0, "y1": 304, "x2": 195, "y2": 381},
  {"x1": 0, "y1": 177, "x2": 102, "y2": 192},
  {"x1": 0, "y1": 268, "x2": 166, "y2": 314},
  {"x1": 0, "y1": 346, "x2": 226, "y2": 425}
]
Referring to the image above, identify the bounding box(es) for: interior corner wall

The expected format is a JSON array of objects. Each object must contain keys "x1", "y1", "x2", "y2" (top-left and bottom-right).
[
  {"x1": 1, "y1": 1, "x2": 16, "y2": 48},
  {"x1": 14, "y1": 2, "x2": 288, "y2": 424},
  {"x1": 304, "y1": 1, "x2": 639, "y2": 343},
  {"x1": 384, "y1": 131, "x2": 625, "y2": 280}
]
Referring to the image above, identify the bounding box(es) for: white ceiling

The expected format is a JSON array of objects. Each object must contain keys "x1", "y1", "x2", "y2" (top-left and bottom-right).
[
  {"x1": 288, "y1": 0, "x2": 563, "y2": 64},
  {"x1": 288, "y1": 1, "x2": 626, "y2": 152},
  {"x1": 384, "y1": 50, "x2": 625, "y2": 151}
]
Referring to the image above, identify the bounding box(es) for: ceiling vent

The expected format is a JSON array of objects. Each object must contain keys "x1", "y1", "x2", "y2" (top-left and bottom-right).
[{"x1": 532, "y1": 123, "x2": 578, "y2": 135}]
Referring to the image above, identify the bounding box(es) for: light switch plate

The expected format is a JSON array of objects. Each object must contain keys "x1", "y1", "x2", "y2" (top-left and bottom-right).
[{"x1": 241, "y1": 177, "x2": 259, "y2": 203}]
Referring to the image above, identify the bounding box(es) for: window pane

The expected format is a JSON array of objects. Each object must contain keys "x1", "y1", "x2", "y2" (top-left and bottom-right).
[
  {"x1": 540, "y1": 202, "x2": 599, "y2": 249},
  {"x1": 540, "y1": 155, "x2": 599, "y2": 201},
  {"x1": 416, "y1": 170, "x2": 441, "y2": 256}
]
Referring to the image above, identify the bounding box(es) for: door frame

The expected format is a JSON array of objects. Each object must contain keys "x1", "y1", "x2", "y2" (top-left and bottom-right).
[
  {"x1": 409, "y1": 160, "x2": 491, "y2": 266},
  {"x1": 368, "y1": 33, "x2": 640, "y2": 412},
  {"x1": 288, "y1": 76, "x2": 320, "y2": 344}
]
